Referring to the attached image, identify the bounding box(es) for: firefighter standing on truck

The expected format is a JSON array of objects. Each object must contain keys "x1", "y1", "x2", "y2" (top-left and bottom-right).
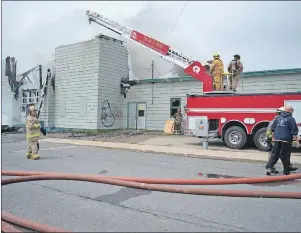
[
  {"x1": 173, "y1": 107, "x2": 182, "y2": 135},
  {"x1": 209, "y1": 53, "x2": 224, "y2": 91},
  {"x1": 266, "y1": 106, "x2": 297, "y2": 174},
  {"x1": 228, "y1": 54, "x2": 243, "y2": 92},
  {"x1": 26, "y1": 105, "x2": 41, "y2": 160}
]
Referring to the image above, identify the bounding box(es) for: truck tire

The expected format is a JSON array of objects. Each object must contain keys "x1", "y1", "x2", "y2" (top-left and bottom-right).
[
  {"x1": 224, "y1": 126, "x2": 247, "y2": 149},
  {"x1": 254, "y1": 127, "x2": 269, "y2": 152}
]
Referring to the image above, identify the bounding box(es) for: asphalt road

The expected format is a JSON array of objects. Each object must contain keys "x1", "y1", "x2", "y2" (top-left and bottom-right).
[{"x1": 2, "y1": 133, "x2": 301, "y2": 232}]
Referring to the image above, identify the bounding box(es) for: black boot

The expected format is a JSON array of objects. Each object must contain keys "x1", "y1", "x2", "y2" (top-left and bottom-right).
[
  {"x1": 289, "y1": 164, "x2": 298, "y2": 172},
  {"x1": 271, "y1": 167, "x2": 279, "y2": 174}
]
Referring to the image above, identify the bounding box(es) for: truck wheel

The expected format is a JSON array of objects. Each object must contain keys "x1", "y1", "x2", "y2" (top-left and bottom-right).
[
  {"x1": 254, "y1": 127, "x2": 269, "y2": 152},
  {"x1": 224, "y1": 126, "x2": 247, "y2": 149}
]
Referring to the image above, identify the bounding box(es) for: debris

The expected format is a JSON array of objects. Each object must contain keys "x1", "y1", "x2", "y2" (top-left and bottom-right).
[{"x1": 17, "y1": 128, "x2": 24, "y2": 133}]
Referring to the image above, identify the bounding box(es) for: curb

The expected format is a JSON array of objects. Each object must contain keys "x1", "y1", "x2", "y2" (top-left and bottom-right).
[{"x1": 40, "y1": 138, "x2": 301, "y2": 165}]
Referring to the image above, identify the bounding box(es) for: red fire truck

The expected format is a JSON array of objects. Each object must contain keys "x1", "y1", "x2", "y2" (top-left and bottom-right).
[
  {"x1": 185, "y1": 92, "x2": 301, "y2": 151},
  {"x1": 85, "y1": 10, "x2": 301, "y2": 151}
]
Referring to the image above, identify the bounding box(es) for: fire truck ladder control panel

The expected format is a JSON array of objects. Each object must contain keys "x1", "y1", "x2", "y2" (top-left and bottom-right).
[{"x1": 86, "y1": 10, "x2": 215, "y2": 93}]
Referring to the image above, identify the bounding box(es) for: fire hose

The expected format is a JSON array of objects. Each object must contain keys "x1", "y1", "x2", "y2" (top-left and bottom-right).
[{"x1": 2, "y1": 170, "x2": 301, "y2": 232}]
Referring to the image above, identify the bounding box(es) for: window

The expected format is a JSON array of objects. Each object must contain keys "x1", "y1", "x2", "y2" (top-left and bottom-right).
[
  {"x1": 170, "y1": 98, "x2": 181, "y2": 117},
  {"x1": 22, "y1": 90, "x2": 39, "y2": 105},
  {"x1": 138, "y1": 109, "x2": 145, "y2": 117}
]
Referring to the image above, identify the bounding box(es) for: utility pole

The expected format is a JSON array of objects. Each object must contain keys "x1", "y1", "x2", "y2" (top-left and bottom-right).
[{"x1": 151, "y1": 61, "x2": 154, "y2": 104}]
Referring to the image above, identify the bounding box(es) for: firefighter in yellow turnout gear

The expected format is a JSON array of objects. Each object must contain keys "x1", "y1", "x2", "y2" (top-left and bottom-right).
[
  {"x1": 210, "y1": 53, "x2": 224, "y2": 91},
  {"x1": 26, "y1": 105, "x2": 41, "y2": 160},
  {"x1": 173, "y1": 108, "x2": 182, "y2": 135}
]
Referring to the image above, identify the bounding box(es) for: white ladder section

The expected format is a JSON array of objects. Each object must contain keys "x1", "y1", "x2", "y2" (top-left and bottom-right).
[{"x1": 86, "y1": 10, "x2": 208, "y2": 69}]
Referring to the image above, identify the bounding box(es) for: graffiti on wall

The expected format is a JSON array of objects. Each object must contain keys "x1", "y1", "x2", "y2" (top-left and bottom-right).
[{"x1": 100, "y1": 100, "x2": 123, "y2": 128}]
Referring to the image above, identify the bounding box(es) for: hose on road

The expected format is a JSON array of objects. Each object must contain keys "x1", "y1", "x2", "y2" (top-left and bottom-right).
[
  {"x1": 3, "y1": 170, "x2": 301, "y2": 185},
  {"x1": 2, "y1": 173, "x2": 301, "y2": 199},
  {"x1": 1, "y1": 220, "x2": 22, "y2": 233},
  {"x1": 2, "y1": 170, "x2": 301, "y2": 232},
  {"x1": 1, "y1": 212, "x2": 70, "y2": 233}
]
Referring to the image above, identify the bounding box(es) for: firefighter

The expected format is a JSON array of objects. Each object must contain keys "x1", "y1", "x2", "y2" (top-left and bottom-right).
[
  {"x1": 26, "y1": 105, "x2": 41, "y2": 160},
  {"x1": 266, "y1": 106, "x2": 298, "y2": 174},
  {"x1": 266, "y1": 105, "x2": 299, "y2": 175},
  {"x1": 173, "y1": 107, "x2": 182, "y2": 135},
  {"x1": 209, "y1": 53, "x2": 224, "y2": 91},
  {"x1": 266, "y1": 107, "x2": 283, "y2": 174},
  {"x1": 227, "y1": 54, "x2": 243, "y2": 92}
]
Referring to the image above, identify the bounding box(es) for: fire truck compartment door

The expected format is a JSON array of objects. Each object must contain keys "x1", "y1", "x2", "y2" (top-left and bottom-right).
[
  {"x1": 285, "y1": 100, "x2": 301, "y2": 138},
  {"x1": 195, "y1": 117, "x2": 209, "y2": 137}
]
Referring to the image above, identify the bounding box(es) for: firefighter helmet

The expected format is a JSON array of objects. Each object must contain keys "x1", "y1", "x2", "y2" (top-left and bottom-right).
[
  {"x1": 29, "y1": 105, "x2": 37, "y2": 112},
  {"x1": 234, "y1": 54, "x2": 240, "y2": 59},
  {"x1": 213, "y1": 52, "x2": 219, "y2": 58}
]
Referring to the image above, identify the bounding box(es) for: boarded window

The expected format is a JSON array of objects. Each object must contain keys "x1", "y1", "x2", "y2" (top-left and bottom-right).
[{"x1": 170, "y1": 98, "x2": 181, "y2": 117}]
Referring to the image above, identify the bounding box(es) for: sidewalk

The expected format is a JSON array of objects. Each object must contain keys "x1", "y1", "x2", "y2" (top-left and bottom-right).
[{"x1": 40, "y1": 137, "x2": 301, "y2": 164}]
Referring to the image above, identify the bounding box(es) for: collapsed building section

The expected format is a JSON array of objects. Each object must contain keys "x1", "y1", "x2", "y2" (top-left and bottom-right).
[{"x1": 2, "y1": 56, "x2": 54, "y2": 127}]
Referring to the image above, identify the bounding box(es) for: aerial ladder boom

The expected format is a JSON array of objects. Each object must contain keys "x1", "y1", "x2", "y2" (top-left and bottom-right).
[{"x1": 86, "y1": 10, "x2": 213, "y2": 92}]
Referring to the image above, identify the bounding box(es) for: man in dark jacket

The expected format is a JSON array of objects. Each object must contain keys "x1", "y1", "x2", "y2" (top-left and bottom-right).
[
  {"x1": 266, "y1": 105, "x2": 299, "y2": 175},
  {"x1": 266, "y1": 107, "x2": 297, "y2": 174}
]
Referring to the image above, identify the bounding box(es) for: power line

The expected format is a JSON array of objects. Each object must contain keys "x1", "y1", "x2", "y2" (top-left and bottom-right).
[{"x1": 168, "y1": 1, "x2": 189, "y2": 36}]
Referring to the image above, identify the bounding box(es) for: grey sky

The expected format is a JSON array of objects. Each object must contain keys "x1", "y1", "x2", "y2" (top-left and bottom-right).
[{"x1": 2, "y1": 1, "x2": 301, "y2": 79}]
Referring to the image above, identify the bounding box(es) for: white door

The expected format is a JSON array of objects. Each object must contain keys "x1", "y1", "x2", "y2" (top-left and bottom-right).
[
  {"x1": 128, "y1": 103, "x2": 137, "y2": 129},
  {"x1": 137, "y1": 103, "x2": 146, "y2": 129}
]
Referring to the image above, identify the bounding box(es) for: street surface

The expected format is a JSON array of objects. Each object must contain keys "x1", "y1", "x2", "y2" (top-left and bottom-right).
[{"x1": 2, "y1": 133, "x2": 301, "y2": 232}]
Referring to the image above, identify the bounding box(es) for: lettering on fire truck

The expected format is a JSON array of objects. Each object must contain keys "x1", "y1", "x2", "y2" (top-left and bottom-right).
[{"x1": 130, "y1": 30, "x2": 170, "y2": 55}]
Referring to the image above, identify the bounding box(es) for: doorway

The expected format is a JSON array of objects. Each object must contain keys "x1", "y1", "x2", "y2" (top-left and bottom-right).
[{"x1": 127, "y1": 102, "x2": 147, "y2": 130}]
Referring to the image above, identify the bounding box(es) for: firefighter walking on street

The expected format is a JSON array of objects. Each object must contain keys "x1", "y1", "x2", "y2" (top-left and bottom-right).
[
  {"x1": 266, "y1": 105, "x2": 299, "y2": 175},
  {"x1": 266, "y1": 106, "x2": 298, "y2": 174},
  {"x1": 26, "y1": 105, "x2": 41, "y2": 160},
  {"x1": 173, "y1": 107, "x2": 182, "y2": 135},
  {"x1": 210, "y1": 53, "x2": 224, "y2": 91},
  {"x1": 228, "y1": 54, "x2": 243, "y2": 92}
]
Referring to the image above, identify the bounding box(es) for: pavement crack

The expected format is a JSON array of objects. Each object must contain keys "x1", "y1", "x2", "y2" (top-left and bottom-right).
[
  {"x1": 129, "y1": 206, "x2": 254, "y2": 232},
  {"x1": 27, "y1": 182, "x2": 249, "y2": 232}
]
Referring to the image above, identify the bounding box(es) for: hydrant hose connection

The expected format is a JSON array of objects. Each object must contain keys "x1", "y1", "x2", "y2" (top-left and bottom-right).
[{"x1": 2, "y1": 170, "x2": 301, "y2": 232}]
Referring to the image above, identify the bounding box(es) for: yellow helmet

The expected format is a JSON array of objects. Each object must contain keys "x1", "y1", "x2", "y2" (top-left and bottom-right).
[
  {"x1": 29, "y1": 105, "x2": 37, "y2": 112},
  {"x1": 213, "y1": 52, "x2": 219, "y2": 58}
]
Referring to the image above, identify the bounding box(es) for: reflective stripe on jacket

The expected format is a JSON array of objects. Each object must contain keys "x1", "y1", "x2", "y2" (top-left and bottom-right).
[{"x1": 26, "y1": 114, "x2": 40, "y2": 140}]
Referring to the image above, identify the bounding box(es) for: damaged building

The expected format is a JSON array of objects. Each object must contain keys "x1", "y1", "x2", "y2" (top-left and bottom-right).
[
  {"x1": 4, "y1": 35, "x2": 301, "y2": 131},
  {"x1": 41, "y1": 35, "x2": 301, "y2": 131},
  {"x1": 1, "y1": 56, "x2": 53, "y2": 128}
]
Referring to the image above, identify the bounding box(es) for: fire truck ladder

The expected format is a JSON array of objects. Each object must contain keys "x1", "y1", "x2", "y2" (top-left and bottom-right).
[{"x1": 86, "y1": 10, "x2": 214, "y2": 92}]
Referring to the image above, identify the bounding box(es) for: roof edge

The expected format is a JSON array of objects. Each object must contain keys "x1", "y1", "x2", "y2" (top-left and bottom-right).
[{"x1": 137, "y1": 68, "x2": 301, "y2": 84}]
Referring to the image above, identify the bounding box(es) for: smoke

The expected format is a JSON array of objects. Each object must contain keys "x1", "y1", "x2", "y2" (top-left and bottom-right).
[{"x1": 123, "y1": 2, "x2": 188, "y2": 79}]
